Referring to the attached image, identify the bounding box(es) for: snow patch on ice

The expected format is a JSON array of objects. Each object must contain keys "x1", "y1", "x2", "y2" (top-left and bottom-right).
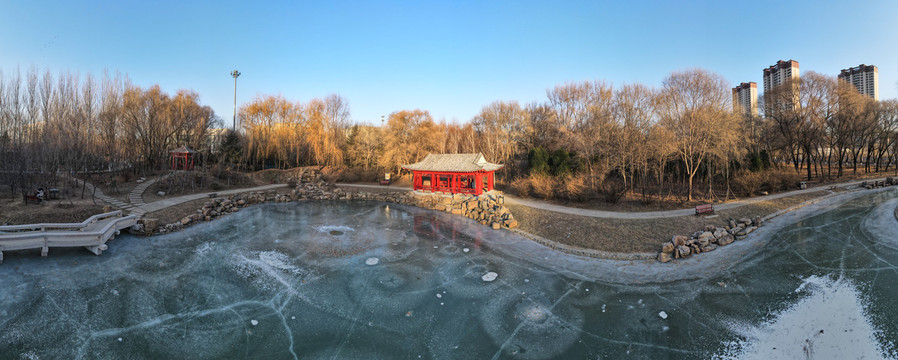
[
  {"x1": 259, "y1": 251, "x2": 302, "y2": 274},
  {"x1": 365, "y1": 257, "x2": 379, "y2": 266},
  {"x1": 195, "y1": 242, "x2": 214, "y2": 255},
  {"x1": 250, "y1": 319, "x2": 258, "y2": 326},
  {"x1": 658, "y1": 311, "x2": 668, "y2": 319},
  {"x1": 315, "y1": 225, "x2": 355, "y2": 233},
  {"x1": 482, "y1": 272, "x2": 498, "y2": 282},
  {"x1": 715, "y1": 275, "x2": 894, "y2": 360}
]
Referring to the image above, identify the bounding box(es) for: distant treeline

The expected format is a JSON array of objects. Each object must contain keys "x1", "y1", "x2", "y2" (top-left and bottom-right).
[{"x1": 2, "y1": 67, "x2": 896, "y2": 203}]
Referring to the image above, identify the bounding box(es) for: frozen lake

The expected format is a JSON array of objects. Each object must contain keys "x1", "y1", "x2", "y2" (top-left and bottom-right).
[{"x1": 2, "y1": 191, "x2": 898, "y2": 359}]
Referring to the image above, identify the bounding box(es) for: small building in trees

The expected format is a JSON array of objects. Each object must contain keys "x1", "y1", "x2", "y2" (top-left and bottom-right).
[
  {"x1": 402, "y1": 153, "x2": 503, "y2": 195},
  {"x1": 169, "y1": 146, "x2": 197, "y2": 170}
]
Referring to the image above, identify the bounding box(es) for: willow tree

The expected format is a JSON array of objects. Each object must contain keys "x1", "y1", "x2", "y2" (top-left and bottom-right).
[{"x1": 379, "y1": 109, "x2": 439, "y2": 173}]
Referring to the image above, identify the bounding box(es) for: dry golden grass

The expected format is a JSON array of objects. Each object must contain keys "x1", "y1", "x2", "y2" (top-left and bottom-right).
[{"x1": 507, "y1": 190, "x2": 829, "y2": 254}]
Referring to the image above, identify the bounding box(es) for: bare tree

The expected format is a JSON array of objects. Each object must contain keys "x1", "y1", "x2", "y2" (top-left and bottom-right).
[{"x1": 655, "y1": 68, "x2": 738, "y2": 201}]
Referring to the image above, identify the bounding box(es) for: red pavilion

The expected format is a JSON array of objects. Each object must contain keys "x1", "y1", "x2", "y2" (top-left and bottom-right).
[{"x1": 402, "y1": 153, "x2": 503, "y2": 195}]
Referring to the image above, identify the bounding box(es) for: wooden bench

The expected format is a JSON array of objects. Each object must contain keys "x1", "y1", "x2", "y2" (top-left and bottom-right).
[{"x1": 695, "y1": 204, "x2": 714, "y2": 215}]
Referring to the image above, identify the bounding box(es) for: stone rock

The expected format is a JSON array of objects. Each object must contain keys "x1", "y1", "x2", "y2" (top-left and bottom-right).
[
  {"x1": 744, "y1": 226, "x2": 756, "y2": 235},
  {"x1": 735, "y1": 228, "x2": 747, "y2": 236},
  {"x1": 701, "y1": 244, "x2": 718, "y2": 252},
  {"x1": 704, "y1": 225, "x2": 715, "y2": 232},
  {"x1": 237, "y1": 199, "x2": 246, "y2": 206},
  {"x1": 180, "y1": 216, "x2": 191, "y2": 226},
  {"x1": 698, "y1": 231, "x2": 714, "y2": 240},
  {"x1": 696, "y1": 237, "x2": 711, "y2": 247},
  {"x1": 157, "y1": 191, "x2": 166, "y2": 197},
  {"x1": 728, "y1": 218, "x2": 737, "y2": 229},
  {"x1": 657, "y1": 252, "x2": 672, "y2": 263},
  {"x1": 661, "y1": 243, "x2": 675, "y2": 254},
  {"x1": 676, "y1": 245, "x2": 691, "y2": 258},
  {"x1": 717, "y1": 234, "x2": 734, "y2": 246},
  {"x1": 672, "y1": 235, "x2": 688, "y2": 246},
  {"x1": 738, "y1": 218, "x2": 752, "y2": 226},
  {"x1": 142, "y1": 218, "x2": 159, "y2": 232},
  {"x1": 491, "y1": 222, "x2": 501, "y2": 230},
  {"x1": 752, "y1": 216, "x2": 762, "y2": 227}
]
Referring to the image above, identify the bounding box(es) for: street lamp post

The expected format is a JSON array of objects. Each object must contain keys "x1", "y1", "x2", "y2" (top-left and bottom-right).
[{"x1": 231, "y1": 70, "x2": 241, "y2": 131}]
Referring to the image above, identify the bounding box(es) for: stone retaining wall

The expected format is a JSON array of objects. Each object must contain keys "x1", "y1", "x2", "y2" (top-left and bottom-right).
[{"x1": 134, "y1": 170, "x2": 517, "y2": 235}]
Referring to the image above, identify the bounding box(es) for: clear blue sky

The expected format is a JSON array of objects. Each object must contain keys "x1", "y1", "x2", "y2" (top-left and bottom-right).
[{"x1": 2, "y1": 0, "x2": 897, "y2": 125}]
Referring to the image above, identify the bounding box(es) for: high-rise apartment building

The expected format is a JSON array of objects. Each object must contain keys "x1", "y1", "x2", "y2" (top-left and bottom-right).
[
  {"x1": 838, "y1": 64, "x2": 878, "y2": 101},
  {"x1": 732, "y1": 82, "x2": 758, "y2": 117},
  {"x1": 762, "y1": 60, "x2": 800, "y2": 94}
]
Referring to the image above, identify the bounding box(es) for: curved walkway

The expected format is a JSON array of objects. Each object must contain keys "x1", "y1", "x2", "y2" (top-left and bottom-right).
[
  {"x1": 133, "y1": 184, "x2": 289, "y2": 215},
  {"x1": 128, "y1": 174, "x2": 170, "y2": 208},
  {"x1": 502, "y1": 178, "x2": 880, "y2": 219},
  {"x1": 68, "y1": 177, "x2": 137, "y2": 213},
  {"x1": 336, "y1": 179, "x2": 884, "y2": 219}
]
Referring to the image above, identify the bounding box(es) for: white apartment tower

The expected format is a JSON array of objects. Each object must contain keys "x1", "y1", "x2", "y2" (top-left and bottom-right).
[
  {"x1": 762, "y1": 60, "x2": 800, "y2": 94},
  {"x1": 732, "y1": 82, "x2": 758, "y2": 117},
  {"x1": 838, "y1": 64, "x2": 879, "y2": 101}
]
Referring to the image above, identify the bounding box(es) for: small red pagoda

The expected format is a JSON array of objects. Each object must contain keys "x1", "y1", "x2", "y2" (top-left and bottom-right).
[
  {"x1": 169, "y1": 146, "x2": 197, "y2": 170},
  {"x1": 402, "y1": 153, "x2": 503, "y2": 195}
]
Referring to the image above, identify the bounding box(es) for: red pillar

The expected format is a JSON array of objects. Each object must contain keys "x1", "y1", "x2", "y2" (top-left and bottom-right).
[
  {"x1": 475, "y1": 173, "x2": 483, "y2": 196},
  {"x1": 487, "y1": 172, "x2": 494, "y2": 192}
]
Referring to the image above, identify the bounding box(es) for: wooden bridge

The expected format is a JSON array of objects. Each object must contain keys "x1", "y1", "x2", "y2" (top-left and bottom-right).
[{"x1": 0, "y1": 211, "x2": 137, "y2": 264}]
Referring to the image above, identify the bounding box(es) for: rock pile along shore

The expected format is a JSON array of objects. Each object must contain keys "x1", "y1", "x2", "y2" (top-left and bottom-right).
[
  {"x1": 134, "y1": 169, "x2": 516, "y2": 235},
  {"x1": 657, "y1": 216, "x2": 763, "y2": 263}
]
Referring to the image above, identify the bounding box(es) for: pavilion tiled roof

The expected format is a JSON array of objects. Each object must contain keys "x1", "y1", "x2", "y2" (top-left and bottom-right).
[
  {"x1": 402, "y1": 153, "x2": 503, "y2": 172},
  {"x1": 168, "y1": 146, "x2": 197, "y2": 154}
]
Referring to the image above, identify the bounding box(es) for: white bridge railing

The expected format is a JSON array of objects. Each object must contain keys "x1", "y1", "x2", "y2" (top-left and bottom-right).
[{"x1": 0, "y1": 211, "x2": 137, "y2": 264}]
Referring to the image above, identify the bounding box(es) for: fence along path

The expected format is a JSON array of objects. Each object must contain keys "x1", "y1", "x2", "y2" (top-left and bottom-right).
[{"x1": 0, "y1": 211, "x2": 137, "y2": 264}]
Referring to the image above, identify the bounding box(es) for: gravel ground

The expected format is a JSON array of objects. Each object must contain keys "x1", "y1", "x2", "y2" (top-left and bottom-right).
[
  {"x1": 0, "y1": 201, "x2": 106, "y2": 225},
  {"x1": 143, "y1": 198, "x2": 210, "y2": 224},
  {"x1": 507, "y1": 190, "x2": 829, "y2": 254}
]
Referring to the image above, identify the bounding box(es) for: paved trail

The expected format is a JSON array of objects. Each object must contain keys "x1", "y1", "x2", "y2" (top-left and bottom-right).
[
  {"x1": 336, "y1": 179, "x2": 880, "y2": 219},
  {"x1": 80, "y1": 178, "x2": 881, "y2": 220}
]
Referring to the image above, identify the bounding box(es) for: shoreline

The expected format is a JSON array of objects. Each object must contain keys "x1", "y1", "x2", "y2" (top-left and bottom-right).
[{"x1": 3, "y1": 177, "x2": 895, "y2": 266}]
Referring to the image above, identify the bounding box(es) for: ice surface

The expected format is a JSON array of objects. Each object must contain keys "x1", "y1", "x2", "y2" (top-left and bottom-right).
[
  {"x1": 1, "y1": 194, "x2": 897, "y2": 359},
  {"x1": 718, "y1": 275, "x2": 892, "y2": 360}
]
